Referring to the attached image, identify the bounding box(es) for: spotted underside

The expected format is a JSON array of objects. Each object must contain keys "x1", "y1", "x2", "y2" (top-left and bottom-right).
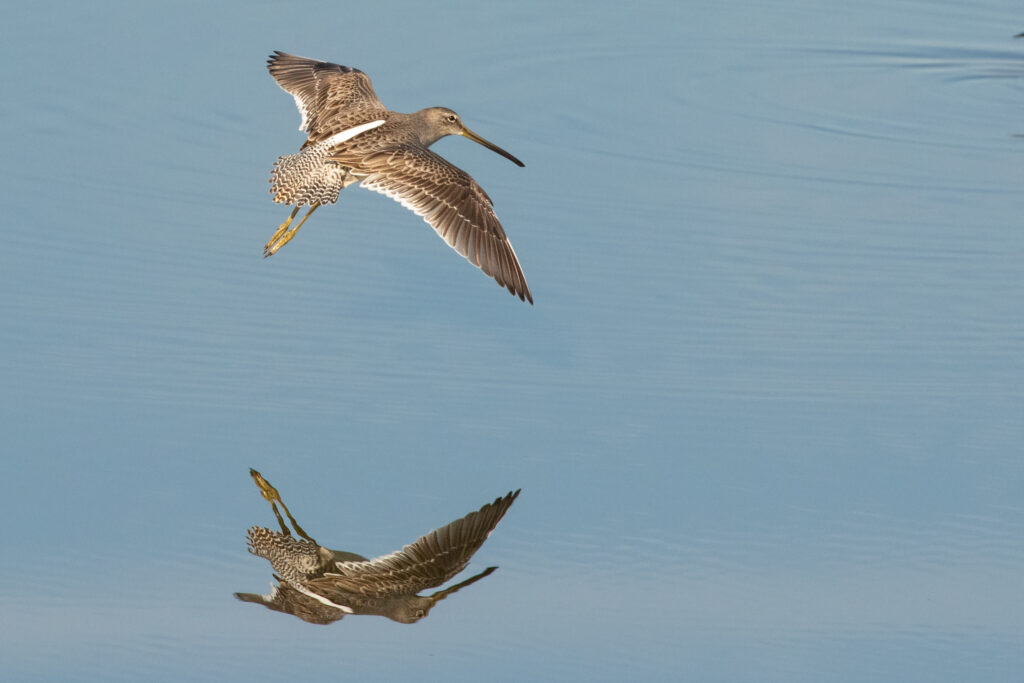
[{"x1": 269, "y1": 141, "x2": 357, "y2": 206}]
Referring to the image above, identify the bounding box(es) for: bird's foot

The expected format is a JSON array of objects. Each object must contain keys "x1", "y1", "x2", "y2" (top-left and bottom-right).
[
  {"x1": 249, "y1": 468, "x2": 283, "y2": 504},
  {"x1": 263, "y1": 203, "x2": 320, "y2": 258},
  {"x1": 264, "y1": 228, "x2": 298, "y2": 257},
  {"x1": 264, "y1": 206, "x2": 301, "y2": 257}
]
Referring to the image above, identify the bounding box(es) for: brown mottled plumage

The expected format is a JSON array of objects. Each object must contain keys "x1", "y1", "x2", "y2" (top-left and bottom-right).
[
  {"x1": 264, "y1": 51, "x2": 532, "y2": 303},
  {"x1": 236, "y1": 469, "x2": 519, "y2": 624}
]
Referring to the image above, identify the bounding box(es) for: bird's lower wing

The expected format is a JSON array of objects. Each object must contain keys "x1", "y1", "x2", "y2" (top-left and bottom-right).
[{"x1": 345, "y1": 147, "x2": 532, "y2": 303}]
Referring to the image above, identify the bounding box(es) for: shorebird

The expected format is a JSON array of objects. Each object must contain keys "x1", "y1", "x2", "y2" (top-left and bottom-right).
[
  {"x1": 236, "y1": 469, "x2": 520, "y2": 624},
  {"x1": 263, "y1": 51, "x2": 532, "y2": 303}
]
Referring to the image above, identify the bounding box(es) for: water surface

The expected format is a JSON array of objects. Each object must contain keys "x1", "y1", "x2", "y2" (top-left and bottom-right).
[{"x1": 2, "y1": 1, "x2": 1023, "y2": 681}]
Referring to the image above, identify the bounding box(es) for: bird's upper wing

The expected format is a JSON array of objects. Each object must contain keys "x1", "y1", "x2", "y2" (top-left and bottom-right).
[
  {"x1": 318, "y1": 490, "x2": 521, "y2": 597},
  {"x1": 267, "y1": 51, "x2": 389, "y2": 144},
  {"x1": 337, "y1": 145, "x2": 532, "y2": 303}
]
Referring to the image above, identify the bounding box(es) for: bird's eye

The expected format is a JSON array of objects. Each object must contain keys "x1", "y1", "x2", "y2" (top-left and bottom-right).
[{"x1": 446, "y1": 114, "x2": 457, "y2": 123}]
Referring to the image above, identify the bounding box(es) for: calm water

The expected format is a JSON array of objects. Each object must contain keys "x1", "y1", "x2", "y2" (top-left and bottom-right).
[{"x1": 3, "y1": 0, "x2": 1023, "y2": 680}]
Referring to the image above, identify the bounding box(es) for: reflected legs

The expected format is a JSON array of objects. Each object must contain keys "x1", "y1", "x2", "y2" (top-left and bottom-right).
[{"x1": 248, "y1": 468, "x2": 317, "y2": 544}]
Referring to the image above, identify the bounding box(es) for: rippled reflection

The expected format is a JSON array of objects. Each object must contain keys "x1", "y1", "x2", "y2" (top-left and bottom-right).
[{"x1": 235, "y1": 469, "x2": 519, "y2": 624}]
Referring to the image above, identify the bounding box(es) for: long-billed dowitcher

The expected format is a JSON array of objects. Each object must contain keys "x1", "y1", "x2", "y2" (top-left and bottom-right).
[
  {"x1": 236, "y1": 469, "x2": 520, "y2": 624},
  {"x1": 263, "y1": 51, "x2": 532, "y2": 303}
]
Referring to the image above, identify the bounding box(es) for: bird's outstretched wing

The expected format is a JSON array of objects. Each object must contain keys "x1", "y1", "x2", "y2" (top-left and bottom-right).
[
  {"x1": 317, "y1": 490, "x2": 521, "y2": 597},
  {"x1": 267, "y1": 51, "x2": 389, "y2": 145},
  {"x1": 345, "y1": 146, "x2": 532, "y2": 303}
]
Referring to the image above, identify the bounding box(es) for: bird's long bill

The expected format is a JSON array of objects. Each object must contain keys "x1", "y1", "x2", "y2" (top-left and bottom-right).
[{"x1": 461, "y1": 126, "x2": 525, "y2": 167}]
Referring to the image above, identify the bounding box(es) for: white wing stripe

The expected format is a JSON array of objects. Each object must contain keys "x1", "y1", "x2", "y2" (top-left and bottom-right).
[
  {"x1": 322, "y1": 120, "x2": 386, "y2": 146},
  {"x1": 293, "y1": 583, "x2": 355, "y2": 613},
  {"x1": 292, "y1": 94, "x2": 310, "y2": 132}
]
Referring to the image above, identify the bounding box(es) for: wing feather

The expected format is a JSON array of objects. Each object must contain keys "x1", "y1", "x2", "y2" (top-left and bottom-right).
[
  {"x1": 349, "y1": 146, "x2": 533, "y2": 303},
  {"x1": 317, "y1": 490, "x2": 520, "y2": 597},
  {"x1": 267, "y1": 51, "x2": 389, "y2": 144}
]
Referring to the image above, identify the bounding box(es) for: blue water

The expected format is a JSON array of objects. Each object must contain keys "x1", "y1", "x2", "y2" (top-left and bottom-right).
[{"x1": 2, "y1": 0, "x2": 1023, "y2": 680}]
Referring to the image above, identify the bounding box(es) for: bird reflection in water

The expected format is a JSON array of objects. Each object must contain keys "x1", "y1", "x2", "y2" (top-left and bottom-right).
[{"x1": 235, "y1": 469, "x2": 520, "y2": 624}]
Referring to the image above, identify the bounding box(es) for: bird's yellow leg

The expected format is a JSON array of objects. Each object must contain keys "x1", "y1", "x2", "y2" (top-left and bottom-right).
[
  {"x1": 248, "y1": 468, "x2": 317, "y2": 543},
  {"x1": 264, "y1": 205, "x2": 301, "y2": 256},
  {"x1": 249, "y1": 469, "x2": 290, "y2": 535},
  {"x1": 250, "y1": 468, "x2": 282, "y2": 504},
  {"x1": 264, "y1": 203, "x2": 321, "y2": 257},
  {"x1": 271, "y1": 492, "x2": 316, "y2": 545}
]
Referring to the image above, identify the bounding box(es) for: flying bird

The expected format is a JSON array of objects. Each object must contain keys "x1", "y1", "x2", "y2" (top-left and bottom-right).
[{"x1": 264, "y1": 51, "x2": 532, "y2": 303}]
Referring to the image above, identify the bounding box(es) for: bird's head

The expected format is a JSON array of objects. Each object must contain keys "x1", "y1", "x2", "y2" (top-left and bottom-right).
[{"x1": 417, "y1": 107, "x2": 525, "y2": 167}]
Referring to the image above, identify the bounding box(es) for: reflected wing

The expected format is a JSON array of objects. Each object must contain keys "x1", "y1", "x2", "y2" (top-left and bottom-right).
[
  {"x1": 235, "y1": 580, "x2": 348, "y2": 625},
  {"x1": 320, "y1": 490, "x2": 520, "y2": 597},
  {"x1": 267, "y1": 51, "x2": 388, "y2": 144},
  {"x1": 346, "y1": 146, "x2": 532, "y2": 303}
]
